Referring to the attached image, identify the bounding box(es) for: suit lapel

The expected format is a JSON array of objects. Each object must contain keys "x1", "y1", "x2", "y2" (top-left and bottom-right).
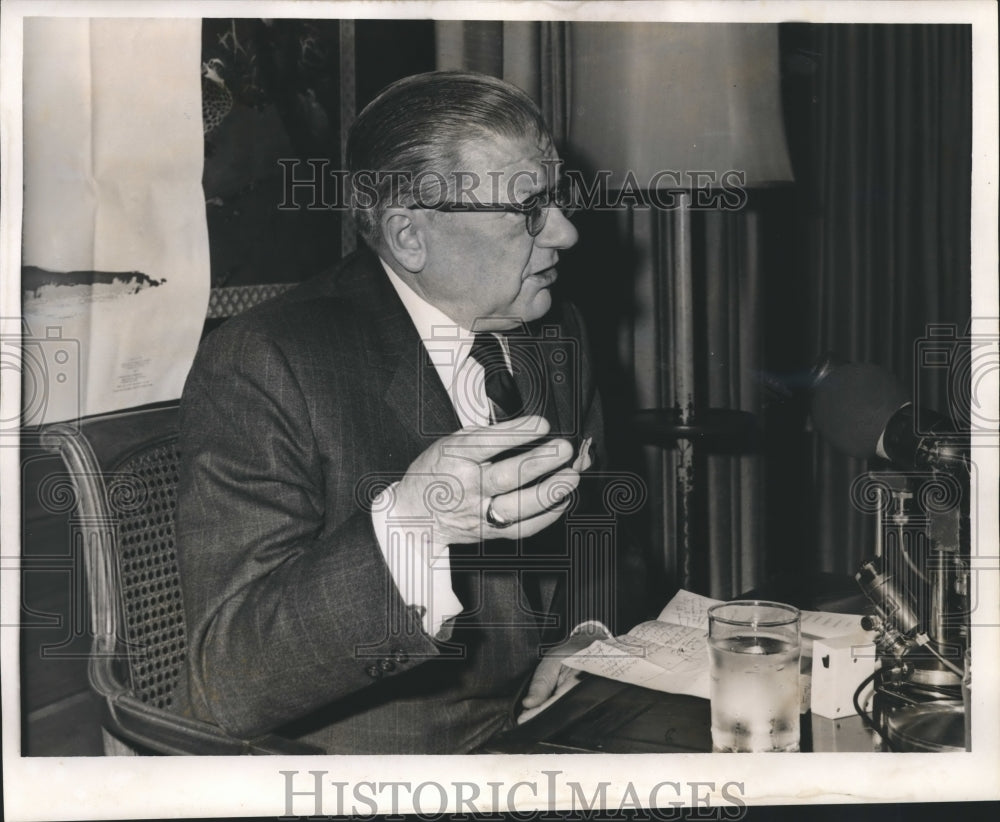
[
  {"x1": 339, "y1": 249, "x2": 460, "y2": 452},
  {"x1": 384, "y1": 342, "x2": 461, "y2": 450}
]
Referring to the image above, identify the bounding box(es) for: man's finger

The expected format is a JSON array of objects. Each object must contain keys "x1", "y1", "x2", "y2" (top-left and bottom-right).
[
  {"x1": 530, "y1": 468, "x2": 582, "y2": 512},
  {"x1": 487, "y1": 469, "x2": 579, "y2": 532},
  {"x1": 484, "y1": 437, "x2": 573, "y2": 494},
  {"x1": 443, "y1": 416, "x2": 551, "y2": 462},
  {"x1": 484, "y1": 497, "x2": 565, "y2": 540},
  {"x1": 521, "y1": 656, "x2": 562, "y2": 708},
  {"x1": 522, "y1": 633, "x2": 604, "y2": 708}
]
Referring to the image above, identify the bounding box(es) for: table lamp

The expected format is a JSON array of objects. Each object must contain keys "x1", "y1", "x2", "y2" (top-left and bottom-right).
[{"x1": 567, "y1": 23, "x2": 794, "y2": 590}]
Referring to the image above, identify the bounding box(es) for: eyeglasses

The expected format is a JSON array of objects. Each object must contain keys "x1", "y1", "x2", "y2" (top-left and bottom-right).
[{"x1": 408, "y1": 177, "x2": 577, "y2": 237}]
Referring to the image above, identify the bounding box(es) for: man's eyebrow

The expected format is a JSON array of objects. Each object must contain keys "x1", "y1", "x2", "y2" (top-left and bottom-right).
[
  {"x1": 527, "y1": 170, "x2": 561, "y2": 193},
  {"x1": 529, "y1": 178, "x2": 561, "y2": 197},
  {"x1": 509, "y1": 178, "x2": 546, "y2": 202},
  {"x1": 506, "y1": 163, "x2": 561, "y2": 202}
]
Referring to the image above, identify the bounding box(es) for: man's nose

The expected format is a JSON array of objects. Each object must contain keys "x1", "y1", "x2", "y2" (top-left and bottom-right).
[{"x1": 535, "y1": 207, "x2": 578, "y2": 250}]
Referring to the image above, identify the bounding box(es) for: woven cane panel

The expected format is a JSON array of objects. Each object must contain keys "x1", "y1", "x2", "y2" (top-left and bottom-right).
[
  {"x1": 207, "y1": 283, "x2": 295, "y2": 318},
  {"x1": 113, "y1": 441, "x2": 185, "y2": 709}
]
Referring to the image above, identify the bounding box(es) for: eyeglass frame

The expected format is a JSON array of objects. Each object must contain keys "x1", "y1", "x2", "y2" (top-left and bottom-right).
[{"x1": 406, "y1": 177, "x2": 577, "y2": 237}]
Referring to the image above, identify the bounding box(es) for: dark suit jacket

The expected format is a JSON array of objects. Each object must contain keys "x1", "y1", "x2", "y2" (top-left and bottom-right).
[{"x1": 175, "y1": 247, "x2": 607, "y2": 753}]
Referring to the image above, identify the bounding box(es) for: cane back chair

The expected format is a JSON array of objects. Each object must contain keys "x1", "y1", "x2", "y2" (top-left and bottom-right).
[{"x1": 39, "y1": 404, "x2": 321, "y2": 754}]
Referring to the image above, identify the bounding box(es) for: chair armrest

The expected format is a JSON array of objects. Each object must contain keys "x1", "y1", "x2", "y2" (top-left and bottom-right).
[{"x1": 105, "y1": 695, "x2": 324, "y2": 755}]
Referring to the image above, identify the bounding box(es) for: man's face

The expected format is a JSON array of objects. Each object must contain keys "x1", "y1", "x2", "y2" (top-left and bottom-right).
[{"x1": 411, "y1": 134, "x2": 579, "y2": 331}]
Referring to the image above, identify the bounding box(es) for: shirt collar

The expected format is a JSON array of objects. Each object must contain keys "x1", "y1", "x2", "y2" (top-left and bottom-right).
[{"x1": 379, "y1": 257, "x2": 476, "y2": 373}]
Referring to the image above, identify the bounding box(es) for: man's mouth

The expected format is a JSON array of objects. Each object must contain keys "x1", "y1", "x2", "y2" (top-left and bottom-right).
[{"x1": 527, "y1": 266, "x2": 558, "y2": 286}]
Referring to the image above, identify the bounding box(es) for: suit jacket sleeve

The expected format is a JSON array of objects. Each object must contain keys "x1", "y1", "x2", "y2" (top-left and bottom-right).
[{"x1": 176, "y1": 323, "x2": 442, "y2": 738}]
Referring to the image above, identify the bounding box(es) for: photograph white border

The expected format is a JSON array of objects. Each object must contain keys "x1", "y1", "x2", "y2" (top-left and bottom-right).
[{"x1": 2, "y1": 1, "x2": 997, "y2": 819}]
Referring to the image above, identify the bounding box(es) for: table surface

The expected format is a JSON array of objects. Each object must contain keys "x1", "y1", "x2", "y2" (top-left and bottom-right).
[{"x1": 482, "y1": 673, "x2": 877, "y2": 754}]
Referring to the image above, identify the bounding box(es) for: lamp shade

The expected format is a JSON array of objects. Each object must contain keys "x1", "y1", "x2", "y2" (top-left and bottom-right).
[{"x1": 569, "y1": 23, "x2": 794, "y2": 188}]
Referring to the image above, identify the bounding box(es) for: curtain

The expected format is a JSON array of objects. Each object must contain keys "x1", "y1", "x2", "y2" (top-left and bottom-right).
[
  {"x1": 435, "y1": 21, "x2": 571, "y2": 147},
  {"x1": 703, "y1": 210, "x2": 766, "y2": 597},
  {"x1": 622, "y1": 205, "x2": 766, "y2": 600},
  {"x1": 781, "y1": 25, "x2": 973, "y2": 575}
]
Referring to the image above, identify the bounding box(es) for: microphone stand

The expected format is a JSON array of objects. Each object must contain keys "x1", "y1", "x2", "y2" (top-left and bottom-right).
[
  {"x1": 808, "y1": 352, "x2": 970, "y2": 750},
  {"x1": 854, "y1": 457, "x2": 969, "y2": 751}
]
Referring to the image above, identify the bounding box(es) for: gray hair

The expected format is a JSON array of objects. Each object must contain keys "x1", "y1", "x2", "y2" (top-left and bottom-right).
[{"x1": 346, "y1": 71, "x2": 553, "y2": 247}]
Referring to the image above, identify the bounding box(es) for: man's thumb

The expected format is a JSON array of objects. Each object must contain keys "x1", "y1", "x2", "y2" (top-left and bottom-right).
[{"x1": 521, "y1": 659, "x2": 560, "y2": 708}]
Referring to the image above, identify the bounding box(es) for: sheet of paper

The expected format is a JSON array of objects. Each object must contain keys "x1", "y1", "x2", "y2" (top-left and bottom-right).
[
  {"x1": 563, "y1": 589, "x2": 867, "y2": 701},
  {"x1": 564, "y1": 620, "x2": 712, "y2": 699},
  {"x1": 656, "y1": 588, "x2": 865, "y2": 640},
  {"x1": 799, "y1": 609, "x2": 866, "y2": 639},
  {"x1": 655, "y1": 587, "x2": 719, "y2": 628}
]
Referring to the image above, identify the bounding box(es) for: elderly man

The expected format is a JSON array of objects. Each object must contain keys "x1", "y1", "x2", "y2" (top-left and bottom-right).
[{"x1": 176, "y1": 71, "x2": 614, "y2": 753}]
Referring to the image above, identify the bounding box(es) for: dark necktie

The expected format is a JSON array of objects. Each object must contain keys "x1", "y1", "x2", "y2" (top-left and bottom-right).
[
  {"x1": 454, "y1": 332, "x2": 543, "y2": 625},
  {"x1": 468, "y1": 333, "x2": 523, "y2": 422}
]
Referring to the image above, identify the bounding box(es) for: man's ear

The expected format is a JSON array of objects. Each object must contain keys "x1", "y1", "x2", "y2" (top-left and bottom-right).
[{"x1": 380, "y1": 209, "x2": 426, "y2": 273}]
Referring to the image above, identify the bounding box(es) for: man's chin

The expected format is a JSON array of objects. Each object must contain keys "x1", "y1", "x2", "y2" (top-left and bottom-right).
[
  {"x1": 521, "y1": 289, "x2": 553, "y2": 323},
  {"x1": 475, "y1": 290, "x2": 553, "y2": 331}
]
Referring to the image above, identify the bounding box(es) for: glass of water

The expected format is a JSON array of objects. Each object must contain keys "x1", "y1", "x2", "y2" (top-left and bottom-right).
[{"x1": 708, "y1": 600, "x2": 801, "y2": 752}]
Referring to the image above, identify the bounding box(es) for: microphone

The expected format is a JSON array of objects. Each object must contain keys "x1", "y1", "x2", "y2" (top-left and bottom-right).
[{"x1": 810, "y1": 360, "x2": 966, "y2": 471}]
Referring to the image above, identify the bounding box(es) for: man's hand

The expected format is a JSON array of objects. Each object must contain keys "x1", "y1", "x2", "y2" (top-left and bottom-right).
[
  {"x1": 521, "y1": 627, "x2": 607, "y2": 710},
  {"x1": 390, "y1": 416, "x2": 590, "y2": 545}
]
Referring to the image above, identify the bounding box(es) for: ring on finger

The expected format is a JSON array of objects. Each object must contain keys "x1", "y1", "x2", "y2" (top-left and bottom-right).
[{"x1": 485, "y1": 499, "x2": 513, "y2": 528}]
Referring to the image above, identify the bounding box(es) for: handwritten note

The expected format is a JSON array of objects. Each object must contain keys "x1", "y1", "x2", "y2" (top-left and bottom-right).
[
  {"x1": 799, "y1": 609, "x2": 865, "y2": 640},
  {"x1": 656, "y1": 588, "x2": 864, "y2": 640},
  {"x1": 655, "y1": 588, "x2": 717, "y2": 628},
  {"x1": 563, "y1": 589, "x2": 867, "y2": 700},
  {"x1": 563, "y1": 606, "x2": 714, "y2": 699}
]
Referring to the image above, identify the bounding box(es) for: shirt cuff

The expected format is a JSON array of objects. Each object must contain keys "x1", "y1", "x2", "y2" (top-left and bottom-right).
[{"x1": 370, "y1": 482, "x2": 464, "y2": 638}]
